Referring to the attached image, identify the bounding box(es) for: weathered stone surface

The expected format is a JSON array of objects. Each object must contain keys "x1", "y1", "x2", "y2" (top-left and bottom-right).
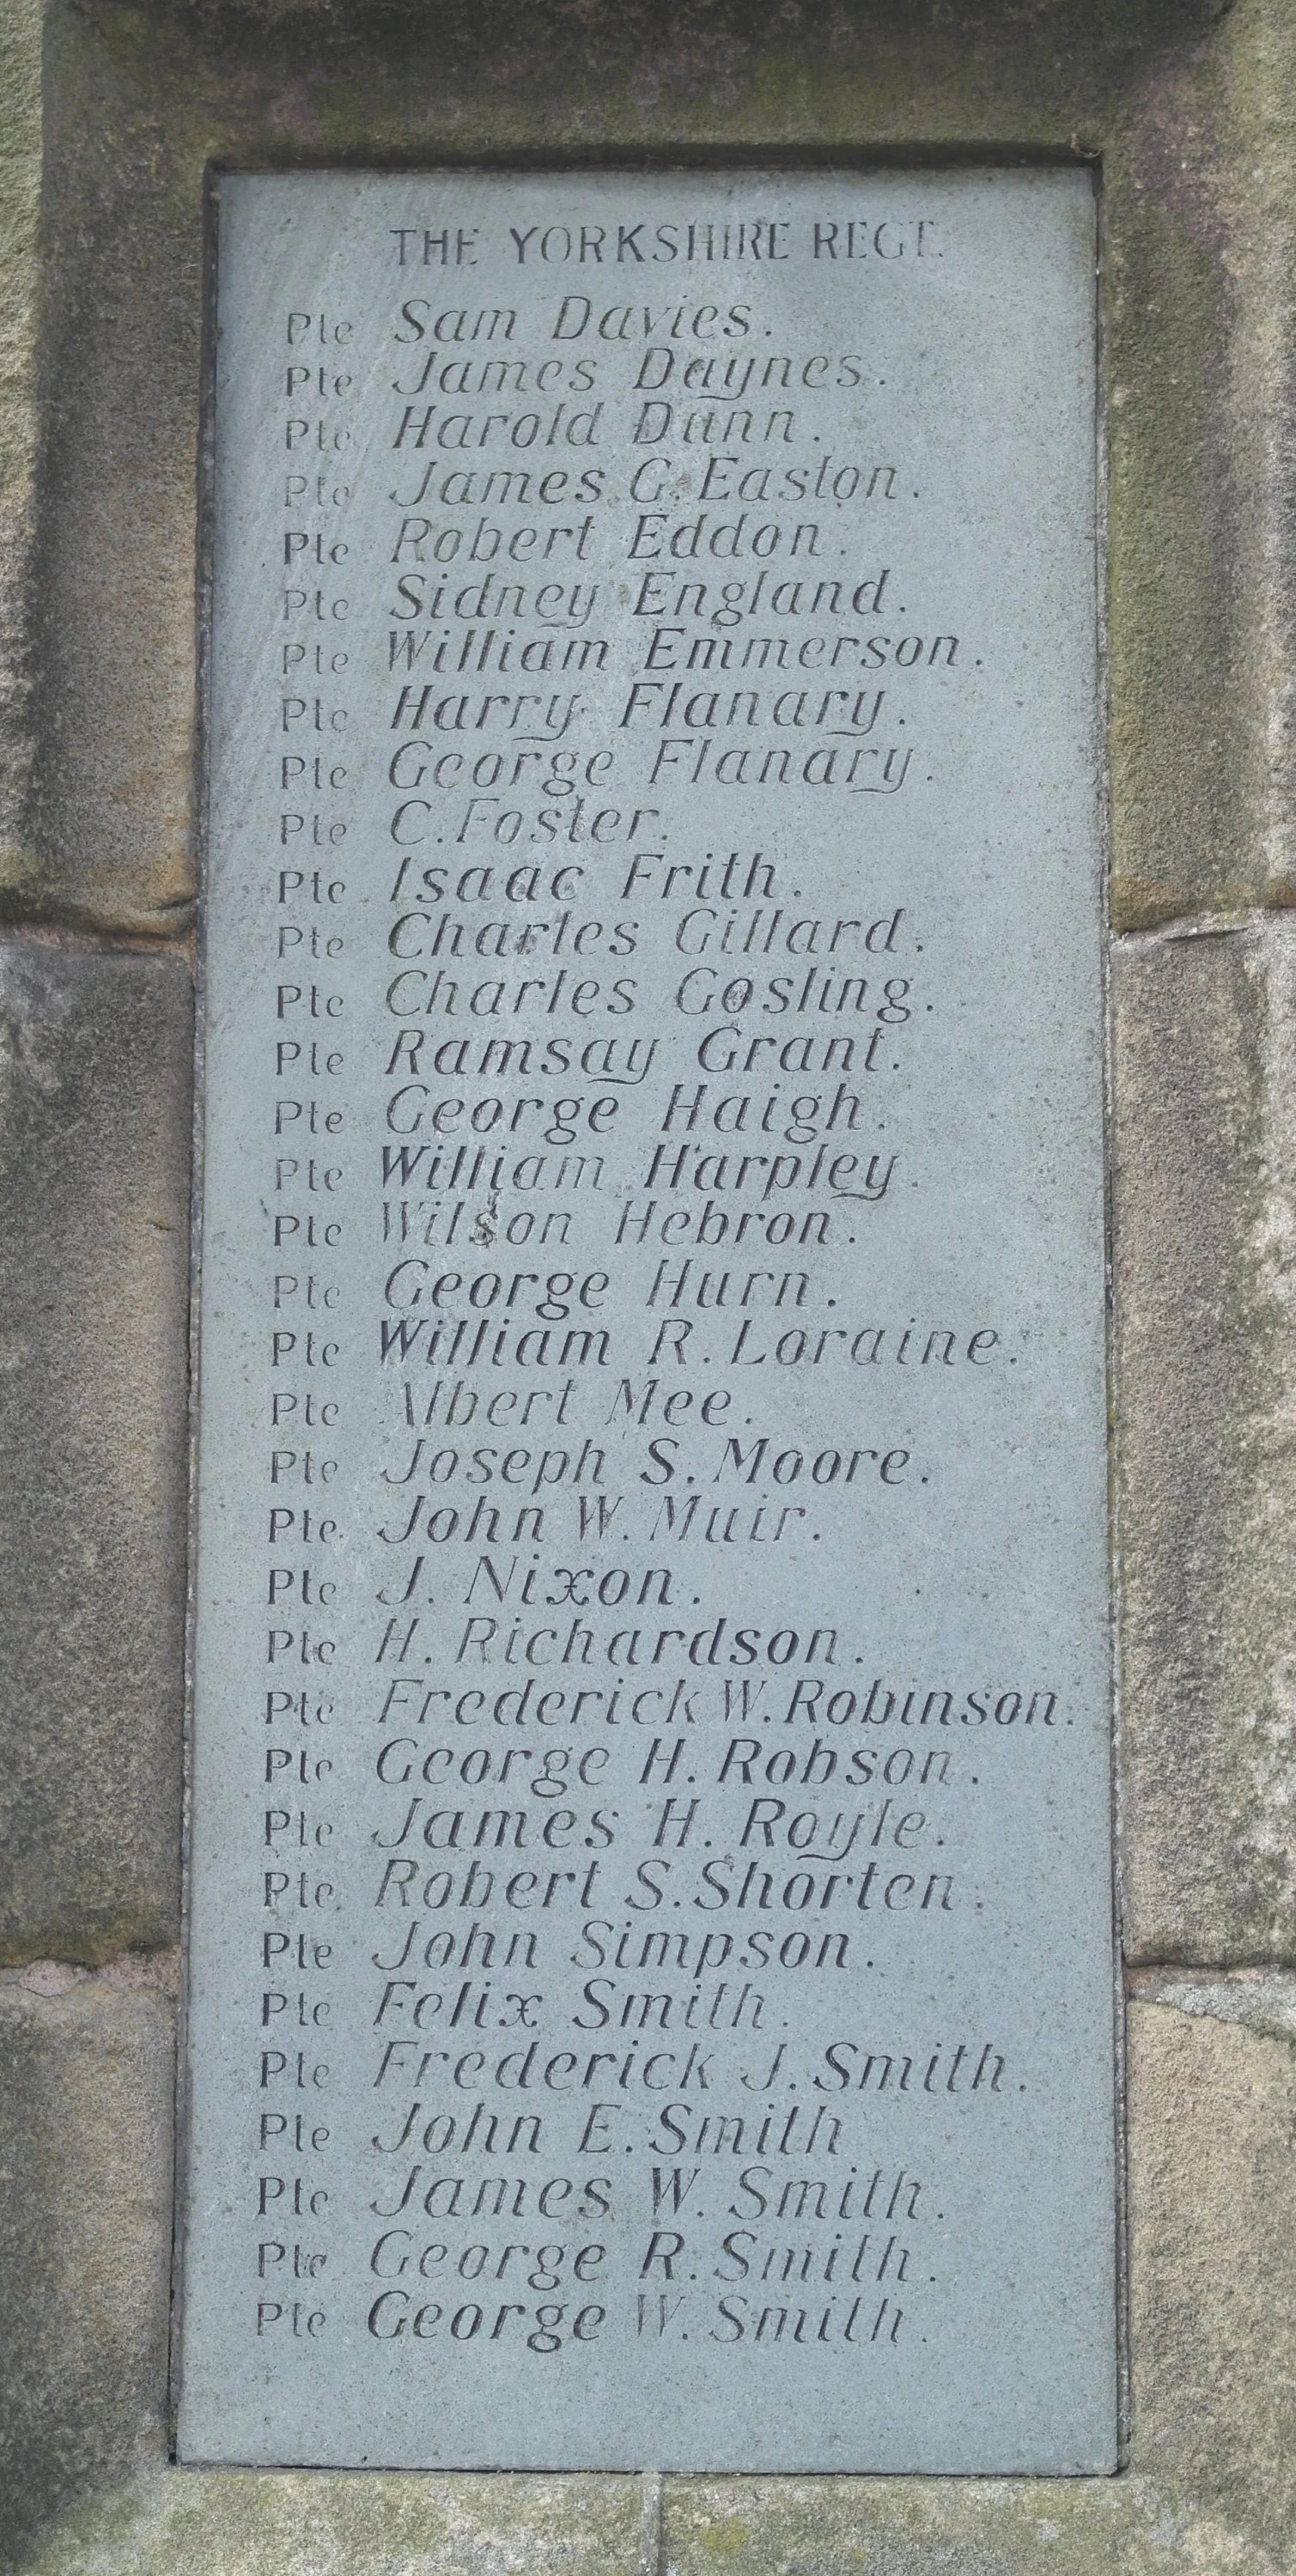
[
  {"x1": 660, "y1": 2473, "x2": 1285, "y2": 2576},
  {"x1": 1105, "y1": 0, "x2": 1296, "y2": 925},
  {"x1": 1127, "y1": 1983, "x2": 1296, "y2": 2564},
  {"x1": 14, "y1": 2470, "x2": 643, "y2": 2576},
  {"x1": 0, "y1": 0, "x2": 41, "y2": 872},
  {"x1": 1113, "y1": 918, "x2": 1296, "y2": 1963},
  {"x1": 1132, "y1": 1964, "x2": 1296, "y2": 2044},
  {"x1": 3, "y1": 0, "x2": 1291, "y2": 927},
  {"x1": 0, "y1": 1978, "x2": 173, "y2": 2576},
  {"x1": 11, "y1": 2465, "x2": 1290, "y2": 2576},
  {"x1": 0, "y1": 939, "x2": 192, "y2": 1963}
]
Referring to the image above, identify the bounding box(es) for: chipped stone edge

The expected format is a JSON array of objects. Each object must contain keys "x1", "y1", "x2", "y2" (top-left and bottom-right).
[
  {"x1": 0, "y1": 1949, "x2": 182, "y2": 2002},
  {"x1": 1129, "y1": 1964, "x2": 1296, "y2": 2047}
]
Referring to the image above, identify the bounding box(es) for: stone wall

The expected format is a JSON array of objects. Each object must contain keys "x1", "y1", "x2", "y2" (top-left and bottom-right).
[{"x1": 2, "y1": 2, "x2": 1294, "y2": 2568}]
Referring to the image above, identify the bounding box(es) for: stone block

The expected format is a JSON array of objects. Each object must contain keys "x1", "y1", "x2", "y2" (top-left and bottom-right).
[
  {"x1": 0, "y1": 1975, "x2": 173, "y2": 2575},
  {"x1": 15, "y1": 2468, "x2": 643, "y2": 2576},
  {"x1": 1105, "y1": 0, "x2": 1296, "y2": 925},
  {"x1": 1127, "y1": 1980, "x2": 1296, "y2": 2563},
  {"x1": 0, "y1": 939, "x2": 192, "y2": 1962},
  {"x1": 658, "y1": 2476, "x2": 1279, "y2": 2576},
  {"x1": 1112, "y1": 918, "x2": 1296, "y2": 1963}
]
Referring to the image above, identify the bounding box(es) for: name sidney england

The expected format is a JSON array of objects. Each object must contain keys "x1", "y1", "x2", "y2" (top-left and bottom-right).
[{"x1": 179, "y1": 167, "x2": 1117, "y2": 2474}]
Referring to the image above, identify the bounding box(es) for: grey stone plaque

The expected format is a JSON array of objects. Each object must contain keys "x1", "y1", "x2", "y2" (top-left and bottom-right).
[{"x1": 179, "y1": 167, "x2": 1114, "y2": 2473}]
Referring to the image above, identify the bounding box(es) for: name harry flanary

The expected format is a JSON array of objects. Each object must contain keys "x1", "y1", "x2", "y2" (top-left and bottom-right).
[{"x1": 179, "y1": 167, "x2": 1116, "y2": 2474}]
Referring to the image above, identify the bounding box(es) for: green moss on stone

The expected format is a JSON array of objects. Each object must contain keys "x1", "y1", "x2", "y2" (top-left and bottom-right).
[
  {"x1": 15, "y1": 2469, "x2": 643, "y2": 2576},
  {"x1": 13, "y1": 2464, "x2": 1291, "y2": 2576}
]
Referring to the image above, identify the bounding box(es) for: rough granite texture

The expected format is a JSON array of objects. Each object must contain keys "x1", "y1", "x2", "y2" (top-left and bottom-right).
[
  {"x1": 1112, "y1": 920, "x2": 1296, "y2": 1965},
  {"x1": 0, "y1": 0, "x2": 1293, "y2": 926},
  {"x1": 0, "y1": 1977, "x2": 174, "y2": 2576},
  {"x1": 0, "y1": 939, "x2": 192, "y2": 1962}
]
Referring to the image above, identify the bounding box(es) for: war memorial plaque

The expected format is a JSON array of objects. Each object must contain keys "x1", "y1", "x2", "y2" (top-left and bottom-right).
[{"x1": 179, "y1": 168, "x2": 1115, "y2": 2474}]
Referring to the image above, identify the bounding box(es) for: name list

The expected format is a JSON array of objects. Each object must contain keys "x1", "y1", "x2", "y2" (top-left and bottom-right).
[{"x1": 179, "y1": 167, "x2": 1116, "y2": 2474}]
